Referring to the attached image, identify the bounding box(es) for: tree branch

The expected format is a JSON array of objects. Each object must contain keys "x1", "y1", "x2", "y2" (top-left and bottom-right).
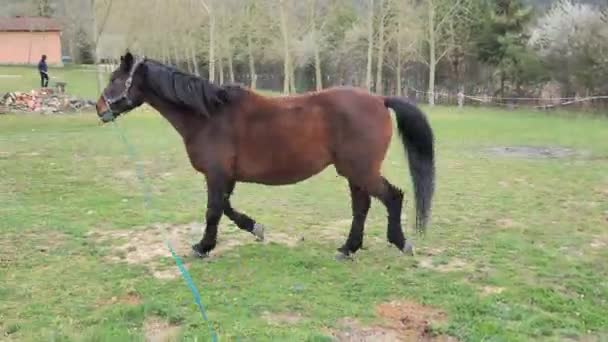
[
  {"x1": 435, "y1": 46, "x2": 451, "y2": 64},
  {"x1": 198, "y1": 0, "x2": 211, "y2": 15},
  {"x1": 94, "y1": 0, "x2": 113, "y2": 47},
  {"x1": 434, "y1": 0, "x2": 462, "y2": 32}
]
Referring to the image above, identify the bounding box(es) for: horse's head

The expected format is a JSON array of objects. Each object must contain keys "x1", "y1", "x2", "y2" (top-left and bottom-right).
[{"x1": 96, "y1": 52, "x2": 146, "y2": 123}]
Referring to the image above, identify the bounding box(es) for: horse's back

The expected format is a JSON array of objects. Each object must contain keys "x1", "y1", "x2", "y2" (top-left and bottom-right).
[
  {"x1": 231, "y1": 90, "x2": 333, "y2": 184},
  {"x1": 231, "y1": 87, "x2": 392, "y2": 185}
]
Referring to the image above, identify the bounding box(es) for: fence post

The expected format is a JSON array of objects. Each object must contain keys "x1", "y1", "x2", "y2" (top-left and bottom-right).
[{"x1": 457, "y1": 91, "x2": 464, "y2": 109}]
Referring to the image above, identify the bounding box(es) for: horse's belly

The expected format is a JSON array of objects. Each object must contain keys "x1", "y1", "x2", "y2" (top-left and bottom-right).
[
  {"x1": 242, "y1": 165, "x2": 330, "y2": 185},
  {"x1": 235, "y1": 149, "x2": 331, "y2": 185}
]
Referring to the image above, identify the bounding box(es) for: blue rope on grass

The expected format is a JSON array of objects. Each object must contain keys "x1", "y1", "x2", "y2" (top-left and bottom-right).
[{"x1": 110, "y1": 121, "x2": 218, "y2": 342}]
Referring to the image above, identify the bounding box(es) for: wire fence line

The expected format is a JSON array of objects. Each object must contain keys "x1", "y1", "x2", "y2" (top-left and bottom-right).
[{"x1": 407, "y1": 87, "x2": 608, "y2": 112}]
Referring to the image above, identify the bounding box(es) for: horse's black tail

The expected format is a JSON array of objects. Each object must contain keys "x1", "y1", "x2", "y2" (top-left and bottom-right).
[{"x1": 384, "y1": 96, "x2": 435, "y2": 234}]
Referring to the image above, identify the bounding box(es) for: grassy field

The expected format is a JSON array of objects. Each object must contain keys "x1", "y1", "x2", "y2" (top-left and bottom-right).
[
  {"x1": 1, "y1": 62, "x2": 608, "y2": 340},
  {"x1": 0, "y1": 65, "x2": 103, "y2": 100},
  {"x1": 0, "y1": 65, "x2": 278, "y2": 101},
  {"x1": 1, "y1": 103, "x2": 607, "y2": 341}
]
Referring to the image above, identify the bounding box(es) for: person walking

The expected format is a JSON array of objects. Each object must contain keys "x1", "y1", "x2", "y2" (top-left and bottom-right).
[{"x1": 38, "y1": 55, "x2": 49, "y2": 88}]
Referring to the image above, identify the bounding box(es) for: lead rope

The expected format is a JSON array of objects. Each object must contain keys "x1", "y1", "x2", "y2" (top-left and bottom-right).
[{"x1": 110, "y1": 121, "x2": 218, "y2": 342}]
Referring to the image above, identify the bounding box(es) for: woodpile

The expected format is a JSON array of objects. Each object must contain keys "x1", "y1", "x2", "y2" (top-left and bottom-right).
[{"x1": 0, "y1": 88, "x2": 95, "y2": 114}]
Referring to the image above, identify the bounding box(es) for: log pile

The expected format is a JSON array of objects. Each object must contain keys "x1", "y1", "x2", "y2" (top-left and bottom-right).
[{"x1": 0, "y1": 88, "x2": 95, "y2": 114}]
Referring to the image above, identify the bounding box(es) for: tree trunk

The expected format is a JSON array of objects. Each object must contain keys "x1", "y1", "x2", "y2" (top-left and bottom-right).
[
  {"x1": 290, "y1": 63, "x2": 296, "y2": 93},
  {"x1": 310, "y1": 0, "x2": 322, "y2": 91},
  {"x1": 218, "y1": 53, "x2": 224, "y2": 85},
  {"x1": 90, "y1": 0, "x2": 104, "y2": 93},
  {"x1": 246, "y1": 30, "x2": 257, "y2": 89},
  {"x1": 184, "y1": 42, "x2": 193, "y2": 73},
  {"x1": 209, "y1": 17, "x2": 216, "y2": 82},
  {"x1": 366, "y1": 0, "x2": 375, "y2": 91},
  {"x1": 396, "y1": 19, "x2": 402, "y2": 96},
  {"x1": 375, "y1": 0, "x2": 386, "y2": 94},
  {"x1": 227, "y1": 52, "x2": 235, "y2": 83},
  {"x1": 163, "y1": 42, "x2": 170, "y2": 65},
  {"x1": 279, "y1": 0, "x2": 291, "y2": 94},
  {"x1": 314, "y1": 47, "x2": 322, "y2": 91},
  {"x1": 172, "y1": 42, "x2": 180, "y2": 69},
  {"x1": 226, "y1": 39, "x2": 235, "y2": 83},
  {"x1": 200, "y1": 0, "x2": 216, "y2": 83},
  {"x1": 428, "y1": 0, "x2": 436, "y2": 106},
  {"x1": 191, "y1": 42, "x2": 200, "y2": 76},
  {"x1": 500, "y1": 70, "x2": 505, "y2": 98},
  {"x1": 62, "y1": 0, "x2": 75, "y2": 62}
]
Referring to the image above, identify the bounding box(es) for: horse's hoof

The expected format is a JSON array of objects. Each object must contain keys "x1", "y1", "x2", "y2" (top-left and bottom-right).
[
  {"x1": 191, "y1": 244, "x2": 209, "y2": 258},
  {"x1": 252, "y1": 223, "x2": 265, "y2": 242},
  {"x1": 400, "y1": 241, "x2": 415, "y2": 256},
  {"x1": 335, "y1": 251, "x2": 353, "y2": 262}
]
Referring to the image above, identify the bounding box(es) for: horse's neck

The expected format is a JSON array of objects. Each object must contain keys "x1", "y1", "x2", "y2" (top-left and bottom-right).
[{"x1": 145, "y1": 95, "x2": 202, "y2": 141}]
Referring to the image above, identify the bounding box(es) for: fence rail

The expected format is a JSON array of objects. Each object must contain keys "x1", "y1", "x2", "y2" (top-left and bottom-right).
[{"x1": 408, "y1": 88, "x2": 608, "y2": 112}]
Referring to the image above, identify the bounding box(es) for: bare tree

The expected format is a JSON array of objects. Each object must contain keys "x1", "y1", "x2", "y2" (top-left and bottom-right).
[
  {"x1": 365, "y1": 0, "x2": 375, "y2": 91},
  {"x1": 216, "y1": 1, "x2": 240, "y2": 84},
  {"x1": 244, "y1": 0, "x2": 259, "y2": 89},
  {"x1": 37, "y1": 0, "x2": 53, "y2": 17},
  {"x1": 391, "y1": 0, "x2": 423, "y2": 96},
  {"x1": 375, "y1": 0, "x2": 390, "y2": 94},
  {"x1": 419, "y1": 0, "x2": 463, "y2": 105},
  {"x1": 91, "y1": 0, "x2": 114, "y2": 92},
  {"x1": 198, "y1": 0, "x2": 215, "y2": 83},
  {"x1": 279, "y1": 0, "x2": 295, "y2": 94},
  {"x1": 309, "y1": 0, "x2": 326, "y2": 91}
]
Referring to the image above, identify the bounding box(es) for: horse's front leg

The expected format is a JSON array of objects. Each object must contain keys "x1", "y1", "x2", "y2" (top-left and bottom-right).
[{"x1": 192, "y1": 174, "x2": 227, "y2": 258}]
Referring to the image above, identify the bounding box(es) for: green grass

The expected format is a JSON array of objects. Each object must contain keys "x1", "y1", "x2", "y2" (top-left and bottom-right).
[
  {"x1": 0, "y1": 64, "x2": 104, "y2": 99},
  {"x1": 1, "y1": 93, "x2": 608, "y2": 339}
]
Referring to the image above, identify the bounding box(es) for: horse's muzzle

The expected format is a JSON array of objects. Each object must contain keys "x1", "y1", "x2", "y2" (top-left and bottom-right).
[{"x1": 99, "y1": 110, "x2": 116, "y2": 123}]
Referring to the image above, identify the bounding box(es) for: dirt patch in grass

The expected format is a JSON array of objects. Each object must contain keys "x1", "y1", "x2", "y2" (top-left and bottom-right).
[
  {"x1": 496, "y1": 218, "x2": 520, "y2": 229},
  {"x1": 329, "y1": 300, "x2": 456, "y2": 341},
  {"x1": 480, "y1": 286, "x2": 505, "y2": 296},
  {"x1": 114, "y1": 169, "x2": 136, "y2": 180},
  {"x1": 262, "y1": 311, "x2": 303, "y2": 325},
  {"x1": 91, "y1": 217, "x2": 408, "y2": 279},
  {"x1": 418, "y1": 257, "x2": 472, "y2": 273},
  {"x1": 89, "y1": 222, "x2": 301, "y2": 279},
  {"x1": 561, "y1": 334, "x2": 608, "y2": 342},
  {"x1": 97, "y1": 291, "x2": 142, "y2": 307},
  {"x1": 414, "y1": 248, "x2": 474, "y2": 273},
  {"x1": 485, "y1": 146, "x2": 589, "y2": 159},
  {"x1": 589, "y1": 235, "x2": 608, "y2": 249},
  {"x1": 306, "y1": 218, "x2": 352, "y2": 243},
  {"x1": 330, "y1": 318, "x2": 401, "y2": 341},
  {"x1": 1, "y1": 230, "x2": 67, "y2": 266},
  {"x1": 143, "y1": 317, "x2": 180, "y2": 342},
  {"x1": 595, "y1": 187, "x2": 608, "y2": 197},
  {"x1": 20, "y1": 151, "x2": 41, "y2": 157}
]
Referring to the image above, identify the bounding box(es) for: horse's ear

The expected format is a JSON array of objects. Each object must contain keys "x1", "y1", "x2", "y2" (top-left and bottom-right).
[{"x1": 121, "y1": 52, "x2": 134, "y2": 71}]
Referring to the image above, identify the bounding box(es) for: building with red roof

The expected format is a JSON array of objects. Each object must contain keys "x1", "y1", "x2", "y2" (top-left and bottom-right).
[{"x1": 0, "y1": 16, "x2": 62, "y2": 65}]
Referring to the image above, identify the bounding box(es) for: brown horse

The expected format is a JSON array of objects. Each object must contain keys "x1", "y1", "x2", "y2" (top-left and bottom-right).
[{"x1": 96, "y1": 52, "x2": 435, "y2": 259}]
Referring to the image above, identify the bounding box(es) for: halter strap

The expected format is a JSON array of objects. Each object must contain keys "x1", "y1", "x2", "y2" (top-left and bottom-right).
[{"x1": 103, "y1": 56, "x2": 146, "y2": 106}]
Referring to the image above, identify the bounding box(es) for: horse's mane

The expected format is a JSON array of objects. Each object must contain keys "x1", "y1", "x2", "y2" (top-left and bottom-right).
[{"x1": 143, "y1": 59, "x2": 246, "y2": 117}]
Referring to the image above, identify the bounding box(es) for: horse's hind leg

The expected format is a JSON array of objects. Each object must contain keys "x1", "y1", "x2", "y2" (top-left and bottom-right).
[
  {"x1": 367, "y1": 176, "x2": 413, "y2": 255},
  {"x1": 223, "y1": 181, "x2": 264, "y2": 241},
  {"x1": 337, "y1": 180, "x2": 371, "y2": 259}
]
